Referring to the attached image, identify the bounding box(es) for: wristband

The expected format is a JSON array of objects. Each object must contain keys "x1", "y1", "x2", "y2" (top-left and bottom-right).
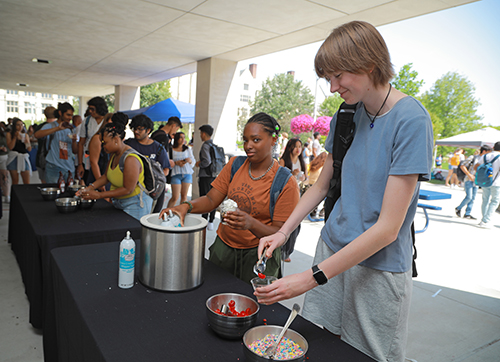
[
  {"x1": 89, "y1": 183, "x2": 95, "y2": 189},
  {"x1": 277, "y1": 230, "x2": 288, "y2": 243},
  {"x1": 181, "y1": 200, "x2": 193, "y2": 213}
]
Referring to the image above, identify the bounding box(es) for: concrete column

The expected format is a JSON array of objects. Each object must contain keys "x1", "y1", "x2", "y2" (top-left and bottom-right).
[
  {"x1": 114, "y1": 85, "x2": 140, "y2": 111},
  {"x1": 192, "y1": 57, "x2": 238, "y2": 198},
  {"x1": 78, "y1": 96, "x2": 92, "y2": 116}
]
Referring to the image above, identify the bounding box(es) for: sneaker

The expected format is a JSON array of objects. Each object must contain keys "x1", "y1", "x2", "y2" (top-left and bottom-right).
[
  {"x1": 478, "y1": 221, "x2": 491, "y2": 229},
  {"x1": 455, "y1": 208, "x2": 461, "y2": 217},
  {"x1": 207, "y1": 222, "x2": 214, "y2": 231},
  {"x1": 464, "y1": 215, "x2": 476, "y2": 220}
]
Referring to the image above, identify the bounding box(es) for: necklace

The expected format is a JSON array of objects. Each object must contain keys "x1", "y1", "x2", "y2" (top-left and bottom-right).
[
  {"x1": 365, "y1": 84, "x2": 392, "y2": 129},
  {"x1": 249, "y1": 159, "x2": 275, "y2": 181}
]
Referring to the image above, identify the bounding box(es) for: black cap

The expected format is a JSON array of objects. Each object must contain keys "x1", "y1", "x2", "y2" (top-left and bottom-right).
[{"x1": 199, "y1": 124, "x2": 213, "y2": 136}]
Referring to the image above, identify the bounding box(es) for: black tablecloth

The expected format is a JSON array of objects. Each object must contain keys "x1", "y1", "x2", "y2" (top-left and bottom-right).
[
  {"x1": 8, "y1": 184, "x2": 142, "y2": 361},
  {"x1": 51, "y1": 241, "x2": 374, "y2": 362}
]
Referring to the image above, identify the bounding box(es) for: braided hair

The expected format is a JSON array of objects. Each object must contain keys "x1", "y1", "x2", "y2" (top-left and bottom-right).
[
  {"x1": 103, "y1": 112, "x2": 128, "y2": 140},
  {"x1": 246, "y1": 112, "x2": 281, "y2": 137}
]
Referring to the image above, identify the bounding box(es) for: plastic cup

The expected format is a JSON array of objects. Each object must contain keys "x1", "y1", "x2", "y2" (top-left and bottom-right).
[{"x1": 250, "y1": 276, "x2": 278, "y2": 291}]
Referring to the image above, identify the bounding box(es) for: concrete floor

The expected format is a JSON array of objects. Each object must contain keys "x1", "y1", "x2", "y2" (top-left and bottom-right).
[{"x1": 1, "y1": 174, "x2": 499, "y2": 362}]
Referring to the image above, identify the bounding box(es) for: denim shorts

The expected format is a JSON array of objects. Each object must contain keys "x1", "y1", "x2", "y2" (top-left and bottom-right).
[
  {"x1": 7, "y1": 158, "x2": 30, "y2": 171},
  {"x1": 112, "y1": 192, "x2": 153, "y2": 221},
  {"x1": 171, "y1": 173, "x2": 193, "y2": 185}
]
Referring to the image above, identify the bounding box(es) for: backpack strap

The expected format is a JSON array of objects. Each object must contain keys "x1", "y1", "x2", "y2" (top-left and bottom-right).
[
  {"x1": 84, "y1": 116, "x2": 91, "y2": 139},
  {"x1": 269, "y1": 166, "x2": 292, "y2": 219},
  {"x1": 230, "y1": 156, "x2": 247, "y2": 182},
  {"x1": 331, "y1": 102, "x2": 357, "y2": 183},
  {"x1": 118, "y1": 148, "x2": 140, "y2": 172},
  {"x1": 229, "y1": 156, "x2": 291, "y2": 219}
]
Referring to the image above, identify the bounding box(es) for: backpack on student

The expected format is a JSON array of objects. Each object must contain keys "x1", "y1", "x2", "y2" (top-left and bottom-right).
[
  {"x1": 475, "y1": 154, "x2": 500, "y2": 187},
  {"x1": 456, "y1": 157, "x2": 474, "y2": 182},
  {"x1": 208, "y1": 143, "x2": 226, "y2": 177},
  {"x1": 118, "y1": 148, "x2": 166, "y2": 200},
  {"x1": 34, "y1": 121, "x2": 49, "y2": 169},
  {"x1": 325, "y1": 102, "x2": 419, "y2": 277}
]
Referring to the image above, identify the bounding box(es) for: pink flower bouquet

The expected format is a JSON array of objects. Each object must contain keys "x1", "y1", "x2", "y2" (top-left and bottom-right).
[
  {"x1": 313, "y1": 116, "x2": 331, "y2": 136},
  {"x1": 290, "y1": 114, "x2": 314, "y2": 134}
]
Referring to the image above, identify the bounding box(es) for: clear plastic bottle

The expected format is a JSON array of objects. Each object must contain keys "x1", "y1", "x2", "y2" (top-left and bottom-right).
[{"x1": 118, "y1": 231, "x2": 135, "y2": 289}]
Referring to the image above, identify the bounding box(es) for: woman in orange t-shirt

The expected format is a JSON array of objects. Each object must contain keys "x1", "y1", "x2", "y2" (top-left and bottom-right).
[{"x1": 160, "y1": 113, "x2": 300, "y2": 283}]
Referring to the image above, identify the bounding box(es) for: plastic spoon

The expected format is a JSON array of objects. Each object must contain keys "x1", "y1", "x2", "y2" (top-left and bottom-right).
[{"x1": 264, "y1": 303, "x2": 301, "y2": 359}]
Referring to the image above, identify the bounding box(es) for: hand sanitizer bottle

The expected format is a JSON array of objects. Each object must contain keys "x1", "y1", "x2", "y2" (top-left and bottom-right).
[{"x1": 118, "y1": 231, "x2": 135, "y2": 289}]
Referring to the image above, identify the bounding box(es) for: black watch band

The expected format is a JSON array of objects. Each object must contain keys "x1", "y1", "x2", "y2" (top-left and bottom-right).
[{"x1": 312, "y1": 265, "x2": 328, "y2": 285}]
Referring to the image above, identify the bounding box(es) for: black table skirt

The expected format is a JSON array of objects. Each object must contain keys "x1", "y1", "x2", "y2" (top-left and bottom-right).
[
  {"x1": 51, "y1": 241, "x2": 374, "y2": 362},
  {"x1": 8, "y1": 184, "x2": 142, "y2": 361}
]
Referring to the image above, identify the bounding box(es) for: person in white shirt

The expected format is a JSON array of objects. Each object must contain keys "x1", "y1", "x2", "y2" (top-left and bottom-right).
[
  {"x1": 474, "y1": 141, "x2": 500, "y2": 228},
  {"x1": 312, "y1": 132, "x2": 321, "y2": 159},
  {"x1": 77, "y1": 97, "x2": 108, "y2": 182}
]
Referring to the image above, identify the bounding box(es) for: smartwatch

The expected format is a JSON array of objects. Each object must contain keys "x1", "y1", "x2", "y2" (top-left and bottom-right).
[{"x1": 312, "y1": 265, "x2": 328, "y2": 285}]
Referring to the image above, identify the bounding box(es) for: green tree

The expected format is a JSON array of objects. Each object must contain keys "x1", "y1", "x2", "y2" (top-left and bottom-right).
[
  {"x1": 392, "y1": 63, "x2": 424, "y2": 97},
  {"x1": 103, "y1": 94, "x2": 115, "y2": 113},
  {"x1": 250, "y1": 73, "x2": 314, "y2": 135},
  {"x1": 319, "y1": 93, "x2": 343, "y2": 116},
  {"x1": 420, "y1": 72, "x2": 482, "y2": 138},
  {"x1": 140, "y1": 80, "x2": 171, "y2": 108}
]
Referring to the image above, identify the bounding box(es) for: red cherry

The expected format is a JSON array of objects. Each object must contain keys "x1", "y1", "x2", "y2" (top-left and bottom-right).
[{"x1": 258, "y1": 272, "x2": 266, "y2": 279}]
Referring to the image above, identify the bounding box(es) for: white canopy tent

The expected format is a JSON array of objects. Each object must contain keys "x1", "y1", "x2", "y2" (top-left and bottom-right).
[{"x1": 435, "y1": 127, "x2": 500, "y2": 148}]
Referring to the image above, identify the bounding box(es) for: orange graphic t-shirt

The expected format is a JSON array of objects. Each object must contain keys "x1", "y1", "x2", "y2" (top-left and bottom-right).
[{"x1": 211, "y1": 157, "x2": 300, "y2": 249}]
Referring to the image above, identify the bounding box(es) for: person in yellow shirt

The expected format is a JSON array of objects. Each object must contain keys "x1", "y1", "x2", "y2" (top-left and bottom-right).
[{"x1": 78, "y1": 113, "x2": 153, "y2": 220}]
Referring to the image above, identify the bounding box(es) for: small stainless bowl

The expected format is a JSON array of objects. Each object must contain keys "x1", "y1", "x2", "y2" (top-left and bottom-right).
[
  {"x1": 55, "y1": 197, "x2": 79, "y2": 213},
  {"x1": 67, "y1": 184, "x2": 85, "y2": 197},
  {"x1": 40, "y1": 187, "x2": 61, "y2": 201},
  {"x1": 206, "y1": 293, "x2": 259, "y2": 339},
  {"x1": 80, "y1": 198, "x2": 96, "y2": 210},
  {"x1": 243, "y1": 325, "x2": 308, "y2": 362}
]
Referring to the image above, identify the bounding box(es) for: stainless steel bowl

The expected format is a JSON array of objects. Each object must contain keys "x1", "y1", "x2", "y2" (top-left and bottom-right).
[
  {"x1": 206, "y1": 293, "x2": 259, "y2": 339},
  {"x1": 243, "y1": 325, "x2": 308, "y2": 361},
  {"x1": 40, "y1": 187, "x2": 61, "y2": 201},
  {"x1": 80, "y1": 198, "x2": 96, "y2": 209},
  {"x1": 67, "y1": 184, "x2": 85, "y2": 197},
  {"x1": 55, "y1": 197, "x2": 79, "y2": 213}
]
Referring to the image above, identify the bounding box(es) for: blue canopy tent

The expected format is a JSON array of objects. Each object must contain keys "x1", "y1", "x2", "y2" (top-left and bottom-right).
[{"x1": 122, "y1": 98, "x2": 195, "y2": 123}]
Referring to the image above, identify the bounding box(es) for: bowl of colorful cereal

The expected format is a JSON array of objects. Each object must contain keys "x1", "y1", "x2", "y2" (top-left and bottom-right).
[
  {"x1": 206, "y1": 293, "x2": 259, "y2": 339},
  {"x1": 243, "y1": 325, "x2": 308, "y2": 361}
]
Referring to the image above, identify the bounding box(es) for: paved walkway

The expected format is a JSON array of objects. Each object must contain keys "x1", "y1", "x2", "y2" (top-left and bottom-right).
[{"x1": 1, "y1": 178, "x2": 499, "y2": 361}]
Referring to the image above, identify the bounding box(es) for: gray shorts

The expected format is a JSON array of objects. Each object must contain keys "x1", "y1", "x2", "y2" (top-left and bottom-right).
[{"x1": 302, "y1": 237, "x2": 412, "y2": 362}]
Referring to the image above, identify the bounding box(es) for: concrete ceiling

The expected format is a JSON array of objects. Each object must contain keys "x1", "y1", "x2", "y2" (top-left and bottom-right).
[{"x1": 0, "y1": 0, "x2": 477, "y2": 97}]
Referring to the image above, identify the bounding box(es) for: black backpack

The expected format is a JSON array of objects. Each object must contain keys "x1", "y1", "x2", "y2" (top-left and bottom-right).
[
  {"x1": 118, "y1": 148, "x2": 166, "y2": 200},
  {"x1": 457, "y1": 158, "x2": 473, "y2": 182},
  {"x1": 325, "y1": 102, "x2": 419, "y2": 277},
  {"x1": 208, "y1": 143, "x2": 226, "y2": 177}
]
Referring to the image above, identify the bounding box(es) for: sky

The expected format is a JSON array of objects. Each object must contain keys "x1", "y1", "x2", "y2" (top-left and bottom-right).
[{"x1": 238, "y1": 0, "x2": 500, "y2": 127}]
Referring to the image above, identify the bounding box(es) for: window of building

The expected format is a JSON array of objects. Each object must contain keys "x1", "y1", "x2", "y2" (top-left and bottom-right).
[
  {"x1": 243, "y1": 83, "x2": 249, "y2": 91},
  {"x1": 58, "y1": 95, "x2": 68, "y2": 100},
  {"x1": 42, "y1": 93, "x2": 52, "y2": 98},
  {"x1": 25, "y1": 91, "x2": 35, "y2": 96},
  {"x1": 7, "y1": 90, "x2": 18, "y2": 95},
  {"x1": 7, "y1": 101, "x2": 18, "y2": 112},
  {"x1": 240, "y1": 94, "x2": 251, "y2": 102},
  {"x1": 25, "y1": 102, "x2": 35, "y2": 114},
  {"x1": 42, "y1": 103, "x2": 53, "y2": 109}
]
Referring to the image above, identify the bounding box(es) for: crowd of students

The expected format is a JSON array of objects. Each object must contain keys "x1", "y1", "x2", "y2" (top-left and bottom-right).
[{"x1": 1, "y1": 20, "x2": 443, "y2": 361}]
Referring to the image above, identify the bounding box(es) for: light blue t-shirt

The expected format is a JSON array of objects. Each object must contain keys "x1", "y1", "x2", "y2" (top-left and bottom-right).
[
  {"x1": 41, "y1": 122, "x2": 75, "y2": 171},
  {"x1": 321, "y1": 96, "x2": 433, "y2": 273}
]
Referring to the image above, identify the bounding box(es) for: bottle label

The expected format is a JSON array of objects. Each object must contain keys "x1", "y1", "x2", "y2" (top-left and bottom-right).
[{"x1": 120, "y1": 248, "x2": 135, "y2": 270}]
